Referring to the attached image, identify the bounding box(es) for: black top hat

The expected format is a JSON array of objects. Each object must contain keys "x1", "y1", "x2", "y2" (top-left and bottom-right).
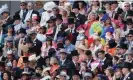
[
  {"x1": 18, "y1": 28, "x2": 26, "y2": 34},
  {"x1": 47, "y1": 16, "x2": 56, "y2": 23},
  {"x1": 119, "y1": 43, "x2": 128, "y2": 49},
  {"x1": 72, "y1": 70, "x2": 80, "y2": 76},
  {"x1": 68, "y1": 17, "x2": 75, "y2": 24},
  {"x1": 108, "y1": 39, "x2": 117, "y2": 48},
  {"x1": 127, "y1": 30, "x2": 133, "y2": 35},
  {"x1": 126, "y1": 18, "x2": 133, "y2": 24},
  {"x1": 127, "y1": 10, "x2": 133, "y2": 16},
  {"x1": 71, "y1": 50, "x2": 79, "y2": 57},
  {"x1": 72, "y1": 3, "x2": 80, "y2": 10},
  {"x1": 0, "y1": 47, "x2": 3, "y2": 52},
  {"x1": 122, "y1": 62, "x2": 132, "y2": 69},
  {"x1": 0, "y1": 61, "x2": 5, "y2": 67},
  {"x1": 23, "y1": 57, "x2": 29, "y2": 63},
  {"x1": 68, "y1": 12, "x2": 76, "y2": 18},
  {"x1": 74, "y1": 1, "x2": 87, "y2": 7},
  {"x1": 13, "y1": 15, "x2": 21, "y2": 20},
  {"x1": 56, "y1": 14, "x2": 62, "y2": 20},
  {"x1": 110, "y1": 1, "x2": 118, "y2": 4}
]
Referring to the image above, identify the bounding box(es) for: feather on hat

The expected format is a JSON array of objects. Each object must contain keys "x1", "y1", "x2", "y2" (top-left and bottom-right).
[{"x1": 0, "y1": 4, "x2": 9, "y2": 15}]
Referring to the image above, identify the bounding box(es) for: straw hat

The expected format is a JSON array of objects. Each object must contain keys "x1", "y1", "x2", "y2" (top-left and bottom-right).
[{"x1": 77, "y1": 44, "x2": 88, "y2": 51}]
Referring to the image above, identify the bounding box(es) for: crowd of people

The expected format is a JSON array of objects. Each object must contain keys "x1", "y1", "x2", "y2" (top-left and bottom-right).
[{"x1": 0, "y1": 0, "x2": 133, "y2": 80}]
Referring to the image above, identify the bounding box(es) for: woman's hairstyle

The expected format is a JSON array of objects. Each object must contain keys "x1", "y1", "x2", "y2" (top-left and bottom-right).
[
  {"x1": 50, "y1": 57, "x2": 59, "y2": 65},
  {"x1": 2, "y1": 71, "x2": 12, "y2": 80},
  {"x1": 106, "y1": 67, "x2": 114, "y2": 77}
]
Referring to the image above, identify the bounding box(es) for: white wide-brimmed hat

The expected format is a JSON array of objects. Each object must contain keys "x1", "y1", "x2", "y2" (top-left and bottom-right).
[
  {"x1": 43, "y1": 2, "x2": 57, "y2": 11},
  {"x1": 0, "y1": 4, "x2": 9, "y2": 15},
  {"x1": 41, "y1": 76, "x2": 51, "y2": 80},
  {"x1": 56, "y1": 71, "x2": 70, "y2": 80}
]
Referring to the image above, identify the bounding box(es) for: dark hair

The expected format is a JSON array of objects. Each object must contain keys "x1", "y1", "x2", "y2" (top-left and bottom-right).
[
  {"x1": 95, "y1": 49, "x2": 105, "y2": 58},
  {"x1": 2, "y1": 71, "x2": 12, "y2": 80},
  {"x1": 113, "y1": 56, "x2": 119, "y2": 62},
  {"x1": 85, "y1": 50, "x2": 92, "y2": 56}
]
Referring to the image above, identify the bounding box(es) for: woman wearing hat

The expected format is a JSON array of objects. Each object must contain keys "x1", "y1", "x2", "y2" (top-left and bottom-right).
[
  {"x1": 50, "y1": 57, "x2": 60, "y2": 79},
  {"x1": 76, "y1": 44, "x2": 88, "y2": 62},
  {"x1": 0, "y1": 4, "x2": 14, "y2": 34},
  {"x1": 105, "y1": 67, "x2": 114, "y2": 80},
  {"x1": 59, "y1": 6, "x2": 68, "y2": 24},
  {"x1": 40, "y1": 2, "x2": 56, "y2": 26},
  {"x1": 89, "y1": 36, "x2": 103, "y2": 58},
  {"x1": 31, "y1": 14, "x2": 41, "y2": 33},
  {"x1": 41, "y1": 37, "x2": 55, "y2": 57},
  {"x1": 3, "y1": 36, "x2": 16, "y2": 58}
]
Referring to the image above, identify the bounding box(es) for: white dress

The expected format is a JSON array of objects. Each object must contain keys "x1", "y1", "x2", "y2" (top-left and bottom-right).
[{"x1": 40, "y1": 11, "x2": 54, "y2": 26}]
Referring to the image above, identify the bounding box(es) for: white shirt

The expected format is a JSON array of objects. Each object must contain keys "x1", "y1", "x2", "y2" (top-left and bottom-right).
[
  {"x1": 24, "y1": 10, "x2": 33, "y2": 22},
  {"x1": 40, "y1": 11, "x2": 54, "y2": 26},
  {"x1": 124, "y1": 73, "x2": 130, "y2": 80},
  {"x1": 54, "y1": 23, "x2": 62, "y2": 41},
  {"x1": 0, "y1": 56, "x2": 3, "y2": 61}
]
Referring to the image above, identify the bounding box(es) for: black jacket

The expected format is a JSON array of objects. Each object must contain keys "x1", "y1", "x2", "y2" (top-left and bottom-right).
[{"x1": 2, "y1": 17, "x2": 14, "y2": 34}]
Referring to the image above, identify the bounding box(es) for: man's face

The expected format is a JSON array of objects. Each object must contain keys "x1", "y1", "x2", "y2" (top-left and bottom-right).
[
  {"x1": 127, "y1": 54, "x2": 133, "y2": 61},
  {"x1": 111, "y1": 4, "x2": 118, "y2": 10},
  {"x1": 124, "y1": 3, "x2": 130, "y2": 11},
  {"x1": 72, "y1": 8, "x2": 79, "y2": 14},
  {"x1": 98, "y1": 53, "x2": 105, "y2": 60},
  {"x1": 60, "y1": 53, "x2": 67, "y2": 60},
  {"x1": 56, "y1": 19, "x2": 62, "y2": 25},
  {"x1": 127, "y1": 34, "x2": 133, "y2": 41},
  {"x1": 27, "y1": 3, "x2": 33, "y2": 10},
  {"x1": 20, "y1": 3, "x2": 27, "y2": 10},
  {"x1": 72, "y1": 56, "x2": 79, "y2": 62},
  {"x1": 122, "y1": 68, "x2": 128, "y2": 75},
  {"x1": 52, "y1": 9, "x2": 59, "y2": 15},
  {"x1": 68, "y1": 24, "x2": 74, "y2": 29}
]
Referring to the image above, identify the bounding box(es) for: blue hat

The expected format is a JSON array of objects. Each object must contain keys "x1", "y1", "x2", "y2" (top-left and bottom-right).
[{"x1": 101, "y1": 14, "x2": 110, "y2": 22}]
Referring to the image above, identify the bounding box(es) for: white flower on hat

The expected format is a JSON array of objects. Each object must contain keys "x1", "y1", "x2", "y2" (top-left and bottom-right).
[
  {"x1": 41, "y1": 76, "x2": 51, "y2": 80},
  {"x1": 56, "y1": 71, "x2": 70, "y2": 80},
  {"x1": 7, "y1": 50, "x2": 13, "y2": 55},
  {"x1": 43, "y1": 2, "x2": 57, "y2": 11},
  {"x1": 28, "y1": 54, "x2": 37, "y2": 61},
  {"x1": 0, "y1": 4, "x2": 9, "y2": 15}
]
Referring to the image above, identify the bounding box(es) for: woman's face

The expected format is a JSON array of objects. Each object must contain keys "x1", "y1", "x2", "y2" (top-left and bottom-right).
[
  {"x1": 61, "y1": 10, "x2": 67, "y2": 16},
  {"x1": 105, "y1": 18, "x2": 111, "y2": 24},
  {"x1": 92, "y1": 1, "x2": 98, "y2": 6},
  {"x1": 89, "y1": 14, "x2": 96, "y2": 21},
  {"x1": 115, "y1": 69, "x2": 122, "y2": 77},
  {"x1": 105, "y1": 69, "x2": 111, "y2": 76},
  {"x1": 105, "y1": 4, "x2": 111, "y2": 10},
  {"x1": 44, "y1": 71, "x2": 49, "y2": 77},
  {"x1": 8, "y1": 28, "x2": 13, "y2": 33},
  {"x1": 48, "y1": 22, "x2": 54, "y2": 27},
  {"x1": 3, "y1": 73, "x2": 8, "y2": 80},
  {"x1": 32, "y1": 19, "x2": 38, "y2": 26},
  {"x1": 94, "y1": 40, "x2": 100, "y2": 45},
  {"x1": 7, "y1": 54, "x2": 12, "y2": 59},
  {"x1": 46, "y1": 41, "x2": 52, "y2": 46},
  {"x1": 6, "y1": 42, "x2": 13, "y2": 47},
  {"x1": 77, "y1": 49, "x2": 84, "y2": 54}
]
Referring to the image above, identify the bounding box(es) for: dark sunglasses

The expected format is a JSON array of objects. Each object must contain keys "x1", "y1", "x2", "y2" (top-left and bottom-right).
[
  {"x1": 128, "y1": 36, "x2": 132, "y2": 38},
  {"x1": 20, "y1": 5, "x2": 25, "y2": 6},
  {"x1": 124, "y1": 5, "x2": 129, "y2": 7}
]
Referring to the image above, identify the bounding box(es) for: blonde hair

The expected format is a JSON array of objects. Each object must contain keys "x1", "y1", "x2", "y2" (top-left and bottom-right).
[{"x1": 50, "y1": 57, "x2": 59, "y2": 65}]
